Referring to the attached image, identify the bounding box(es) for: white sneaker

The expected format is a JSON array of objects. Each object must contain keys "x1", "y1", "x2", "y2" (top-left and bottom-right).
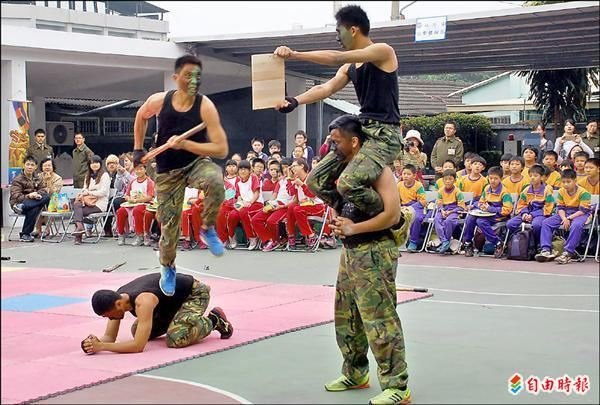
[
  {"x1": 117, "y1": 235, "x2": 126, "y2": 246},
  {"x1": 228, "y1": 236, "x2": 237, "y2": 249},
  {"x1": 247, "y1": 237, "x2": 259, "y2": 251}
]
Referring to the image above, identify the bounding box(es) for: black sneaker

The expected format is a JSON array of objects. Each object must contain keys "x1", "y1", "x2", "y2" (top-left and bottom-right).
[
  {"x1": 494, "y1": 242, "x2": 504, "y2": 259},
  {"x1": 464, "y1": 242, "x2": 474, "y2": 257},
  {"x1": 209, "y1": 307, "x2": 233, "y2": 339}
]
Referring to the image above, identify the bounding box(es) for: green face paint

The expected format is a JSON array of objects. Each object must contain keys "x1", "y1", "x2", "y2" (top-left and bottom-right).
[
  {"x1": 187, "y1": 66, "x2": 201, "y2": 96},
  {"x1": 336, "y1": 26, "x2": 353, "y2": 50}
]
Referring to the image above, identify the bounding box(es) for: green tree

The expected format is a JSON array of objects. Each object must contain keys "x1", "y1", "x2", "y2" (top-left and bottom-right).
[
  {"x1": 520, "y1": 0, "x2": 599, "y2": 136},
  {"x1": 401, "y1": 113, "x2": 499, "y2": 168}
]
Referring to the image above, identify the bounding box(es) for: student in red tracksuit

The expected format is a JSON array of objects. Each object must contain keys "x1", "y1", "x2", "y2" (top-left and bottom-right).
[
  {"x1": 216, "y1": 160, "x2": 263, "y2": 250},
  {"x1": 251, "y1": 160, "x2": 294, "y2": 252},
  {"x1": 286, "y1": 158, "x2": 329, "y2": 250},
  {"x1": 180, "y1": 188, "x2": 207, "y2": 250},
  {"x1": 116, "y1": 163, "x2": 155, "y2": 247}
]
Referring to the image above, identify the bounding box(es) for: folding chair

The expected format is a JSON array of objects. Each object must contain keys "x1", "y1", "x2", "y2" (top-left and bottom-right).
[
  {"x1": 40, "y1": 186, "x2": 77, "y2": 243},
  {"x1": 82, "y1": 189, "x2": 117, "y2": 244},
  {"x1": 7, "y1": 199, "x2": 47, "y2": 241},
  {"x1": 419, "y1": 191, "x2": 439, "y2": 252},
  {"x1": 287, "y1": 205, "x2": 331, "y2": 253},
  {"x1": 582, "y1": 195, "x2": 599, "y2": 262},
  {"x1": 454, "y1": 192, "x2": 474, "y2": 252}
]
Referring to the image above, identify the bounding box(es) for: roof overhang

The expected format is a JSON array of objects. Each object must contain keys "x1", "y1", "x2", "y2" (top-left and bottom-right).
[{"x1": 177, "y1": 1, "x2": 599, "y2": 79}]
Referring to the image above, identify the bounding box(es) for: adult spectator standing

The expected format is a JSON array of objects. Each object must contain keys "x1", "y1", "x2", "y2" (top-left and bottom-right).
[
  {"x1": 293, "y1": 130, "x2": 315, "y2": 168},
  {"x1": 72, "y1": 131, "x2": 94, "y2": 188},
  {"x1": 533, "y1": 123, "x2": 554, "y2": 160},
  {"x1": 431, "y1": 120, "x2": 464, "y2": 179},
  {"x1": 401, "y1": 129, "x2": 427, "y2": 181},
  {"x1": 581, "y1": 119, "x2": 599, "y2": 158},
  {"x1": 9, "y1": 156, "x2": 50, "y2": 242},
  {"x1": 554, "y1": 119, "x2": 594, "y2": 163},
  {"x1": 26, "y1": 129, "x2": 54, "y2": 172}
]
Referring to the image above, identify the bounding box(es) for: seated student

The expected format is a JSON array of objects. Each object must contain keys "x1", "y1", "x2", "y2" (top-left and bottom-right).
[
  {"x1": 392, "y1": 154, "x2": 403, "y2": 183},
  {"x1": 252, "y1": 158, "x2": 266, "y2": 181},
  {"x1": 180, "y1": 188, "x2": 206, "y2": 251},
  {"x1": 82, "y1": 273, "x2": 233, "y2": 354},
  {"x1": 573, "y1": 151, "x2": 590, "y2": 179},
  {"x1": 142, "y1": 195, "x2": 160, "y2": 248},
  {"x1": 535, "y1": 169, "x2": 592, "y2": 264},
  {"x1": 286, "y1": 158, "x2": 328, "y2": 250},
  {"x1": 252, "y1": 160, "x2": 294, "y2": 251},
  {"x1": 216, "y1": 160, "x2": 263, "y2": 250},
  {"x1": 116, "y1": 163, "x2": 155, "y2": 247},
  {"x1": 500, "y1": 153, "x2": 513, "y2": 179},
  {"x1": 9, "y1": 155, "x2": 50, "y2": 242},
  {"x1": 542, "y1": 151, "x2": 561, "y2": 189},
  {"x1": 261, "y1": 160, "x2": 278, "y2": 192},
  {"x1": 457, "y1": 152, "x2": 476, "y2": 180},
  {"x1": 311, "y1": 156, "x2": 321, "y2": 170},
  {"x1": 507, "y1": 164, "x2": 554, "y2": 245},
  {"x1": 521, "y1": 146, "x2": 539, "y2": 179},
  {"x1": 559, "y1": 160, "x2": 574, "y2": 173},
  {"x1": 462, "y1": 166, "x2": 513, "y2": 258},
  {"x1": 223, "y1": 159, "x2": 238, "y2": 189},
  {"x1": 434, "y1": 160, "x2": 457, "y2": 190},
  {"x1": 398, "y1": 164, "x2": 427, "y2": 253},
  {"x1": 502, "y1": 156, "x2": 530, "y2": 195},
  {"x1": 577, "y1": 157, "x2": 599, "y2": 195},
  {"x1": 434, "y1": 169, "x2": 466, "y2": 254},
  {"x1": 458, "y1": 154, "x2": 487, "y2": 205}
]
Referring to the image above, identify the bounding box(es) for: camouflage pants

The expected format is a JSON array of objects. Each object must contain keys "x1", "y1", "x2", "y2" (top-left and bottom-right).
[
  {"x1": 156, "y1": 158, "x2": 224, "y2": 266},
  {"x1": 130, "y1": 280, "x2": 213, "y2": 348},
  {"x1": 335, "y1": 237, "x2": 409, "y2": 390},
  {"x1": 307, "y1": 121, "x2": 402, "y2": 217}
]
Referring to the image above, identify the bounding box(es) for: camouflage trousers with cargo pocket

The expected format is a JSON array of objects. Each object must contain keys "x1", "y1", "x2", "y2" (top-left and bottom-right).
[
  {"x1": 335, "y1": 237, "x2": 409, "y2": 390},
  {"x1": 131, "y1": 280, "x2": 214, "y2": 348},
  {"x1": 155, "y1": 157, "x2": 224, "y2": 266},
  {"x1": 306, "y1": 120, "x2": 403, "y2": 218}
]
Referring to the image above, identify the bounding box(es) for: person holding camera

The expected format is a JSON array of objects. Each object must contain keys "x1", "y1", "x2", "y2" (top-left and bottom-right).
[
  {"x1": 554, "y1": 119, "x2": 594, "y2": 163},
  {"x1": 401, "y1": 129, "x2": 427, "y2": 182}
]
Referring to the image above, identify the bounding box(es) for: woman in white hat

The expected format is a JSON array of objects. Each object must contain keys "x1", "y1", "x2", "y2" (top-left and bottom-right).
[{"x1": 402, "y1": 129, "x2": 428, "y2": 181}]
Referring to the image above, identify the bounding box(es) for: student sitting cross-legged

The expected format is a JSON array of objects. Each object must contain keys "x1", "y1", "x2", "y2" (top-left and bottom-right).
[
  {"x1": 462, "y1": 166, "x2": 514, "y2": 258},
  {"x1": 535, "y1": 169, "x2": 593, "y2": 264},
  {"x1": 434, "y1": 169, "x2": 466, "y2": 254},
  {"x1": 398, "y1": 164, "x2": 427, "y2": 253},
  {"x1": 251, "y1": 160, "x2": 294, "y2": 252},
  {"x1": 506, "y1": 164, "x2": 555, "y2": 246}
]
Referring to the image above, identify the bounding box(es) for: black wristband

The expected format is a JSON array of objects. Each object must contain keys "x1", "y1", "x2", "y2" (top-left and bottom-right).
[{"x1": 278, "y1": 97, "x2": 299, "y2": 114}]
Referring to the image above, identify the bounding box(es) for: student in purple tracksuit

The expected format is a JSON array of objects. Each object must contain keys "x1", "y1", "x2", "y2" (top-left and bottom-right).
[
  {"x1": 535, "y1": 169, "x2": 593, "y2": 265},
  {"x1": 506, "y1": 164, "x2": 555, "y2": 245},
  {"x1": 462, "y1": 166, "x2": 514, "y2": 258},
  {"x1": 397, "y1": 164, "x2": 427, "y2": 252},
  {"x1": 434, "y1": 169, "x2": 466, "y2": 254}
]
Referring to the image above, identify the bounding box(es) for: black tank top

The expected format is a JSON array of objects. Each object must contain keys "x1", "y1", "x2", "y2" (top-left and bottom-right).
[
  {"x1": 117, "y1": 273, "x2": 194, "y2": 338},
  {"x1": 156, "y1": 90, "x2": 208, "y2": 173},
  {"x1": 347, "y1": 62, "x2": 400, "y2": 124}
]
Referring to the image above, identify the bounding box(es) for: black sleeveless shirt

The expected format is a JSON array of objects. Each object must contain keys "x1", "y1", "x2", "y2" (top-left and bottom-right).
[
  {"x1": 347, "y1": 62, "x2": 400, "y2": 124},
  {"x1": 117, "y1": 273, "x2": 194, "y2": 338},
  {"x1": 156, "y1": 90, "x2": 208, "y2": 173}
]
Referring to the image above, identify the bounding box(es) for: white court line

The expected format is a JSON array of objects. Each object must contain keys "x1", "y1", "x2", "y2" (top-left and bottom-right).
[
  {"x1": 136, "y1": 374, "x2": 252, "y2": 404},
  {"x1": 421, "y1": 299, "x2": 599, "y2": 313},
  {"x1": 400, "y1": 263, "x2": 599, "y2": 279},
  {"x1": 397, "y1": 285, "x2": 598, "y2": 297},
  {"x1": 178, "y1": 266, "x2": 239, "y2": 281}
]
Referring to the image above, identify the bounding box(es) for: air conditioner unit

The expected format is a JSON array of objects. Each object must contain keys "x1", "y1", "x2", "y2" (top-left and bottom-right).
[{"x1": 46, "y1": 121, "x2": 75, "y2": 146}]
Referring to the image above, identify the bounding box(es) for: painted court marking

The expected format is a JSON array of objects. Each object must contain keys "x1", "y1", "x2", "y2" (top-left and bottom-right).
[
  {"x1": 401, "y1": 263, "x2": 599, "y2": 279},
  {"x1": 422, "y1": 299, "x2": 599, "y2": 313},
  {"x1": 137, "y1": 374, "x2": 252, "y2": 404}
]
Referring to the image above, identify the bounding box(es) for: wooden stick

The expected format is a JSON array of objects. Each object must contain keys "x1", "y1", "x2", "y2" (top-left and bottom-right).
[{"x1": 141, "y1": 122, "x2": 207, "y2": 164}]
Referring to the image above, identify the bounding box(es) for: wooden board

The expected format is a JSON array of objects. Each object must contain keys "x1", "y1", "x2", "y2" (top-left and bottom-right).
[{"x1": 251, "y1": 54, "x2": 285, "y2": 110}]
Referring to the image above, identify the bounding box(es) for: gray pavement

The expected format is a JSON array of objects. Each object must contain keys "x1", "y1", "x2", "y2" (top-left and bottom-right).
[{"x1": 2, "y1": 231, "x2": 598, "y2": 404}]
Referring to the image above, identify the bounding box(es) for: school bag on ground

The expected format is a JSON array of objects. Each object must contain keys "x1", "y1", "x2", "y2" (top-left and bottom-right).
[{"x1": 506, "y1": 229, "x2": 536, "y2": 261}]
